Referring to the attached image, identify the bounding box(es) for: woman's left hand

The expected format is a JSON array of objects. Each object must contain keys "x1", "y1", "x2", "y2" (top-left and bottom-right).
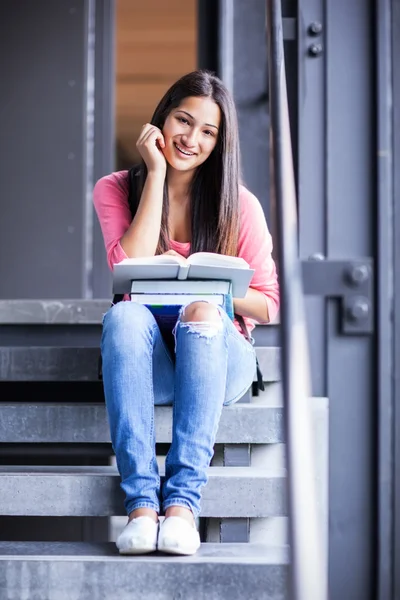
[{"x1": 161, "y1": 249, "x2": 188, "y2": 266}]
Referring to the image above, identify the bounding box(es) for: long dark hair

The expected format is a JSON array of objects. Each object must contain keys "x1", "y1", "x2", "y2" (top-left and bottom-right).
[{"x1": 127, "y1": 70, "x2": 241, "y2": 256}]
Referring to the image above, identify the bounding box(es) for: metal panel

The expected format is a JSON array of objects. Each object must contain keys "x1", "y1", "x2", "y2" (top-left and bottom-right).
[
  {"x1": 0, "y1": 1, "x2": 88, "y2": 298},
  {"x1": 297, "y1": 0, "x2": 375, "y2": 597},
  {"x1": 297, "y1": 0, "x2": 326, "y2": 398},
  {"x1": 92, "y1": 0, "x2": 115, "y2": 299},
  {"x1": 325, "y1": 1, "x2": 375, "y2": 598}
]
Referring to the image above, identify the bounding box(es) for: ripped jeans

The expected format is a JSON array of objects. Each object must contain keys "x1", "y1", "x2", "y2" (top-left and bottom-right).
[{"x1": 101, "y1": 300, "x2": 257, "y2": 518}]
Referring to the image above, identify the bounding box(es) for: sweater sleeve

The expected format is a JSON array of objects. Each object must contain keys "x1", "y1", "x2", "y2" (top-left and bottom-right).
[
  {"x1": 93, "y1": 171, "x2": 130, "y2": 270},
  {"x1": 237, "y1": 186, "x2": 280, "y2": 323}
]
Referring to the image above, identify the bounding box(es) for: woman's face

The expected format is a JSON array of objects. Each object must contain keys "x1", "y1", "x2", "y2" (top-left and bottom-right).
[{"x1": 161, "y1": 96, "x2": 221, "y2": 173}]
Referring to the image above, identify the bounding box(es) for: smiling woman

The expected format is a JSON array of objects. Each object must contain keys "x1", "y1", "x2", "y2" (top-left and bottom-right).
[
  {"x1": 119, "y1": 71, "x2": 242, "y2": 261},
  {"x1": 93, "y1": 69, "x2": 279, "y2": 558}
]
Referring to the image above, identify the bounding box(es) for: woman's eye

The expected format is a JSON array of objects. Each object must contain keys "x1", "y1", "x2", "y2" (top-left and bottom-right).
[
  {"x1": 177, "y1": 117, "x2": 189, "y2": 125},
  {"x1": 204, "y1": 130, "x2": 214, "y2": 137}
]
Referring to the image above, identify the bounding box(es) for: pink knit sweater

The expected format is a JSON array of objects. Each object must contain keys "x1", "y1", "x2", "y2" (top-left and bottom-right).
[{"x1": 93, "y1": 170, "x2": 279, "y2": 332}]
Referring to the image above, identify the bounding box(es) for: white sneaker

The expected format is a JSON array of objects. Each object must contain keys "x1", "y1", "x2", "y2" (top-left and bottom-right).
[
  {"x1": 157, "y1": 516, "x2": 201, "y2": 555},
  {"x1": 116, "y1": 516, "x2": 159, "y2": 555}
]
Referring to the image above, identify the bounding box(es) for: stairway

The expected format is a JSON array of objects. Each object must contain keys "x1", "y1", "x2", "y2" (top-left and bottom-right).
[{"x1": 0, "y1": 299, "x2": 328, "y2": 600}]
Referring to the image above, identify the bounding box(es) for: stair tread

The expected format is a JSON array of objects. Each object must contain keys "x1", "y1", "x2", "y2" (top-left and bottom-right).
[
  {"x1": 0, "y1": 396, "x2": 283, "y2": 408},
  {"x1": 0, "y1": 398, "x2": 285, "y2": 444},
  {"x1": 0, "y1": 465, "x2": 286, "y2": 477},
  {"x1": 0, "y1": 466, "x2": 287, "y2": 517},
  {"x1": 0, "y1": 542, "x2": 289, "y2": 599},
  {"x1": 0, "y1": 541, "x2": 290, "y2": 563}
]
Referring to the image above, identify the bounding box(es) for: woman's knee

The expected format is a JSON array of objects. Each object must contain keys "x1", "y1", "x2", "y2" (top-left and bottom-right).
[
  {"x1": 102, "y1": 301, "x2": 154, "y2": 340},
  {"x1": 180, "y1": 301, "x2": 221, "y2": 323}
]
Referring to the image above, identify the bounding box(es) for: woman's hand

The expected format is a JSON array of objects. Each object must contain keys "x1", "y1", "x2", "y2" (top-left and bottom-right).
[
  {"x1": 136, "y1": 124, "x2": 167, "y2": 175},
  {"x1": 161, "y1": 249, "x2": 188, "y2": 266},
  {"x1": 233, "y1": 288, "x2": 270, "y2": 323}
]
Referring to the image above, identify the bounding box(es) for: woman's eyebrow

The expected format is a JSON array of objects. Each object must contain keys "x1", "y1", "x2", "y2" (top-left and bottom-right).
[{"x1": 175, "y1": 110, "x2": 219, "y2": 131}]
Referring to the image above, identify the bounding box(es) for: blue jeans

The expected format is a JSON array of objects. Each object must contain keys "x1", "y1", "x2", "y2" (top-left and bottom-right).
[{"x1": 101, "y1": 301, "x2": 257, "y2": 518}]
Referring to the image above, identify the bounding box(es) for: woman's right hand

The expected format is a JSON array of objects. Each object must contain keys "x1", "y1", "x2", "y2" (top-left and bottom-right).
[{"x1": 136, "y1": 123, "x2": 167, "y2": 175}]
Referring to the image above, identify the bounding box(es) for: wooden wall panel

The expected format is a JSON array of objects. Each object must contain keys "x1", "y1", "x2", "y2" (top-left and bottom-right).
[{"x1": 115, "y1": 0, "x2": 197, "y2": 166}]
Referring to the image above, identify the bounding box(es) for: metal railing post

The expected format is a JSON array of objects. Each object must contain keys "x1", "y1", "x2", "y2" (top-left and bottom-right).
[{"x1": 266, "y1": 1, "x2": 328, "y2": 598}]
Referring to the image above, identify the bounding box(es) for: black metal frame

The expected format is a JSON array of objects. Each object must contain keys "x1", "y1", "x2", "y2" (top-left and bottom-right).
[
  {"x1": 392, "y1": 0, "x2": 400, "y2": 597},
  {"x1": 197, "y1": 0, "x2": 220, "y2": 73}
]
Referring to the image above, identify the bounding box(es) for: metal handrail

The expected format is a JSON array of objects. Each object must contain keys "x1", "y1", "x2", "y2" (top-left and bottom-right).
[{"x1": 266, "y1": 2, "x2": 328, "y2": 599}]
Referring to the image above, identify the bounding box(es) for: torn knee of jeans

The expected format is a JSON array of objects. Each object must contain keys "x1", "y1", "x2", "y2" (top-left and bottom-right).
[
  {"x1": 179, "y1": 320, "x2": 223, "y2": 336},
  {"x1": 172, "y1": 317, "x2": 224, "y2": 350}
]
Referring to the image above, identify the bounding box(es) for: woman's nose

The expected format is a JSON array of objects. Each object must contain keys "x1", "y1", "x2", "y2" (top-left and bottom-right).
[{"x1": 181, "y1": 130, "x2": 197, "y2": 148}]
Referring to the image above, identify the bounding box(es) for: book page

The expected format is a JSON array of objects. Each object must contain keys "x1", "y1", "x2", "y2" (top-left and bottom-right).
[
  {"x1": 116, "y1": 255, "x2": 181, "y2": 266},
  {"x1": 187, "y1": 252, "x2": 249, "y2": 269}
]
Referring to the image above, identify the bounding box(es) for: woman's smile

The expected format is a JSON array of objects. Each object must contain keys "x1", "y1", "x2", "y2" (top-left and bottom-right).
[{"x1": 173, "y1": 142, "x2": 197, "y2": 158}]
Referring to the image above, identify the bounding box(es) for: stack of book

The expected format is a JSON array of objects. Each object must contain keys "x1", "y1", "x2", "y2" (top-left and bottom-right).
[{"x1": 113, "y1": 252, "x2": 254, "y2": 332}]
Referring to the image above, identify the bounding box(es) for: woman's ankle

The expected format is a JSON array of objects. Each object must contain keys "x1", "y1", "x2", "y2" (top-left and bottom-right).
[
  {"x1": 165, "y1": 506, "x2": 194, "y2": 524},
  {"x1": 128, "y1": 508, "x2": 159, "y2": 523}
]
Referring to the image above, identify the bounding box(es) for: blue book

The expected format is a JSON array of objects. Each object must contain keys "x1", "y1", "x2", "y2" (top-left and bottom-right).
[{"x1": 130, "y1": 290, "x2": 235, "y2": 336}]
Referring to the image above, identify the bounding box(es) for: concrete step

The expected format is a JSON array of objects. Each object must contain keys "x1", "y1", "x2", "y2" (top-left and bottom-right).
[
  {"x1": 0, "y1": 541, "x2": 289, "y2": 600},
  {"x1": 0, "y1": 299, "x2": 112, "y2": 324},
  {"x1": 0, "y1": 465, "x2": 286, "y2": 518},
  {"x1": 0, "y1": 396, "x2": 284, "y2": 444},
  {"x1": 0, "y1": 346, "x2": 281, "y2": 382}
]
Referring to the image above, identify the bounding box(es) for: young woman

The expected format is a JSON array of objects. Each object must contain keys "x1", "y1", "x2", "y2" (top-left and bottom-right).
[{"x1": 93, "y1": 70, "x2": 279, "y2": 556}]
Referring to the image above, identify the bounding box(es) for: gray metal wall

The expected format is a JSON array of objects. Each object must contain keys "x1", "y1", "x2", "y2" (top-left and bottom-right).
[
  {"x1": 0, "y1": 0, "x2": 114, "y2": 543},
  {"x1": 296, "y1": 1, "x2": 376, "y2": 598},
  {"x1": 0, "y1": 0, "x2": 113, "y2": 301}
]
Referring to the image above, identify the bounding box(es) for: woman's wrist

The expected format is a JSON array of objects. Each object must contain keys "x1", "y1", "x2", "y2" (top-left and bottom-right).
[{"x1": 146, "y1": 167, "x2": 167, "y2": 181}]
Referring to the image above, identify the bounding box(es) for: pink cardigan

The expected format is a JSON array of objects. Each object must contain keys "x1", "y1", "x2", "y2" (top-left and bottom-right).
[{"x1": 93, "y1": 170, "x2": 279, "y2": 333}]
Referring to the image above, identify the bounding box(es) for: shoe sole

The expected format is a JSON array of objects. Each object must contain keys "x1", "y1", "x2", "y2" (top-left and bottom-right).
[
  {"x1": 119, "y1": 545, "x2": 157, "y2": 555},
  {"x1": 157, "y1": 543, "x2": 200, "y2": 556}
]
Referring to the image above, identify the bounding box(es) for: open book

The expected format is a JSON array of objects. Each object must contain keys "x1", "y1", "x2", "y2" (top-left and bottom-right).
[{"x1": 113, "y1": 252, "x2": 254, "y2": 298}]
